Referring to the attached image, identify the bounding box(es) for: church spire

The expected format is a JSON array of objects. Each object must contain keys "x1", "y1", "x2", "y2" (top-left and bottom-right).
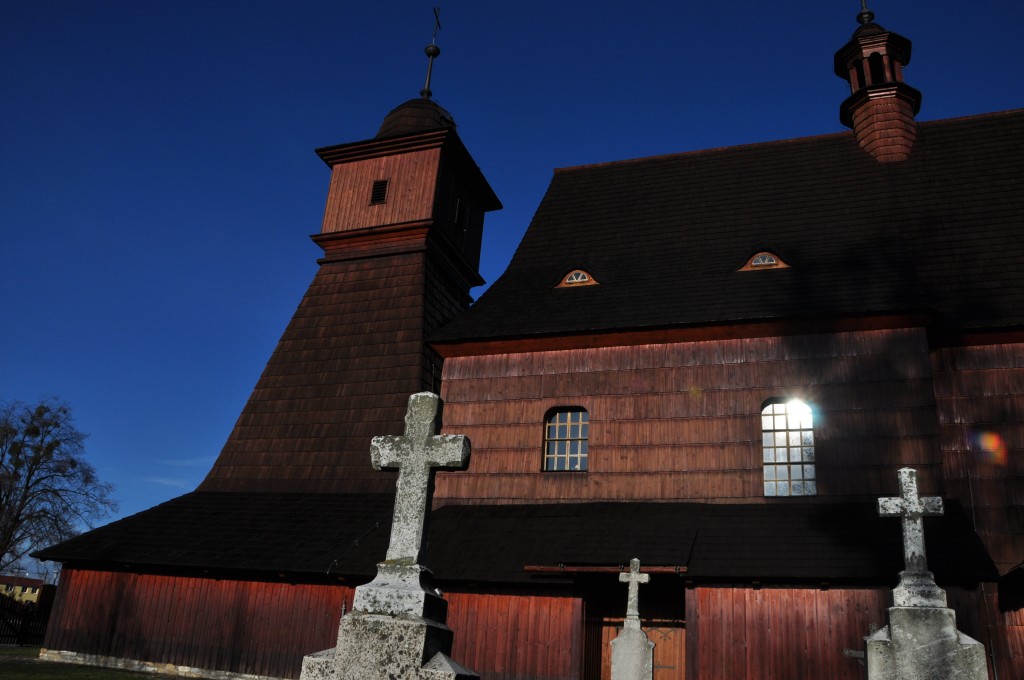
[
  {"x1": 834, "y1": 2, "x2": 922, "y2": 162},
  {"x1": 375, "y1": 8, "x2": 456, "y2": 139},
  {"x1": 420, "y1": 7, "x2": 441, "y2": 99}
]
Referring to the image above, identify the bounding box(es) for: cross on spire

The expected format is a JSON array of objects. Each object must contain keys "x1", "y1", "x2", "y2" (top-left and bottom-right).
[
  {"x1": 619, "y1": 558, "x2": 650, "y2": 630},
  {"x1": 878, "y1": 468, "x2": 944, "y2": 573},
  {"x1": 370, "y1": 392, "x2": 469, "y2": 563}
]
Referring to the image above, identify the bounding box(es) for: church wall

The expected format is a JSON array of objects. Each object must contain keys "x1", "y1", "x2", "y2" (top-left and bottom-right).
[
  {"x1": 446, "y1": 590, "x2": 584, "y2": 680},
  {"x1": 43, "y1": 568, "x2": 351, "y2": 679},
  {"x1": 685, "y1": 585, "x2": 1013, "y2": 680},
  {"x1": 436, "y1": 327, "x2": 942, "y2": 504},
  {"x1": 932, "y1": 342, "x2": 1024, "y2": 574},
  {"x1": 688, "y1": 587, "x2": 887, "y2": 680}
]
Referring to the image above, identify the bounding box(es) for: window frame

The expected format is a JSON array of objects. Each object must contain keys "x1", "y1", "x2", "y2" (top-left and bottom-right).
[
  {"x1": 556, "y1": 269, "x2": 599, "y2": 287},
  {"x1": 761, "y1": 398, "x2": 816, "y2": 497},
  {"x1": 543, "y1": 407, "x2": 590, "y2": 472}
]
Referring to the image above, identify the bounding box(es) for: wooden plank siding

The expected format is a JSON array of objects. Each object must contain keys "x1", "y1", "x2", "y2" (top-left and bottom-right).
[
  {"x1": 686, "y1": 586, "x2": 1019, "y2": 680},
  {"x1": 446, "y1": 590, "x2": 584, "y2": 680},
  {"x1": 43, "y1": 569, "x2": 352, "y2": 679},
  {"x1": 688, "y1": 587, "x2": 888, "y2": 680},
  {"x1": 436, "y1": 328, "x2": 943, "y2": 504},
  {"x1": 321, "y1": 148, "x2": 441, "y2": 233},
  {"x1": 932, "y1": 343, "x2": 1024, "y2": 574}
]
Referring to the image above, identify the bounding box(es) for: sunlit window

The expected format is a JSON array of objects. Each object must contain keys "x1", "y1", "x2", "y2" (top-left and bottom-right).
[
  {"x1": 544, "y1": 408, "x2": 589, "y2": 471},
  {"x1": 762, "y1": 399, "x2": 816, "y2": 496}
]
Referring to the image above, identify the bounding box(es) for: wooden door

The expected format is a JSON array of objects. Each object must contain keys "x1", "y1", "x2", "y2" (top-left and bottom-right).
[{"x1": 587, "y1": 616, "x2": 685, "y2": 680}]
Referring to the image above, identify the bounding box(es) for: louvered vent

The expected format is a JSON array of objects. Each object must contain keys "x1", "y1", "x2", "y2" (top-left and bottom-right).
[{"x1": 369, "y1": 179, "x2": 389, "y2": 205}]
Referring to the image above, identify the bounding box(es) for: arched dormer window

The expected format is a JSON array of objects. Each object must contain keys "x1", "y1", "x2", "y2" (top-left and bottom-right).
[
  {"x1": 543, "y1": 407, "x2": 589, "y2": 471},
  {"x1": 739, "y1": 251, "x2": 790, "y2": 271},
  {"x1": 762, "y1": 399, "x2": 816, "y2": 496},
  {"x1": 556, "y1": 269, "x2": 599, "y2": 288}
]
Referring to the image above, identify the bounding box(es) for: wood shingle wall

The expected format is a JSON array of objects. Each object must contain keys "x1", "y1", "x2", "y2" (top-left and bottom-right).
[
  {"x1": 436, "y1": 327, "x2": 942, "y2": 504},
  {"x1": 200, "y1": 254, "x2": 429, "y2": 493},
  {"x1": 933, "y1": 343, "x2": 1024, "y2": 574}
]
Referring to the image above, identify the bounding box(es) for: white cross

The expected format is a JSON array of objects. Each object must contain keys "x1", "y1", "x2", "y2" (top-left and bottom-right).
[
  {"x1": 619, "y1": 558, "x2": 650, "y2": 630},
  {"x1": 370, "y1": 392, "x2": 470, "y2": 564},
  {"x1": 878, "y1": 467, "x2": 943, "y2": 573}
]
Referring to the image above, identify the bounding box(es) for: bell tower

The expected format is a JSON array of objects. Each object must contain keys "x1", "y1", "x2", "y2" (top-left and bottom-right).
[
  {"x1": 201, "y1": 26, "x2": 500, "y2": 495},
  {"x1": 834, "y1": 2, "x2": 922, "y2": 162}
]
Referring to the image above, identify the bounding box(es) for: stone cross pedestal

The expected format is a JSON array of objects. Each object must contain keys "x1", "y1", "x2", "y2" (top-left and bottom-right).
[
  {"x1": 300, "y1": 393, "x2": 478, "y2": 680},
  {"x1": 866, "y1": 468, "x2": 988, "y2": 680},
  {"x1": 610, "y1": 558, "x2": 654, "y2": 680}
]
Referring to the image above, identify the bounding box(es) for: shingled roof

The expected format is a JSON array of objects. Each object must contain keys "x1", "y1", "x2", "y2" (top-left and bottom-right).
[
  {"x1": 35, "y1": 493, "x2": 995, "y2": 587},
  {"x1": 434, "y1": 110, "x2": 1024, "y2": 344}
]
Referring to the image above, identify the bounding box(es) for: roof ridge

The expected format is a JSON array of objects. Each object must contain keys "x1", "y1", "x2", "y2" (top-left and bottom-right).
[{"x1": 552, "y1": 107, "x2": 1024, "y2": 175}]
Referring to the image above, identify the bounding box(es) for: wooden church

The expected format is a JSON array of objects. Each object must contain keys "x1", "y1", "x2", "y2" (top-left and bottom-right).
[{"x1": 36, "y1": 8, "x2": 1023, "y2": 680}]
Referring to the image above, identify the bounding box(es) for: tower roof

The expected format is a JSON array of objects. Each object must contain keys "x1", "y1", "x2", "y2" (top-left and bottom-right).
[{"x1": 376, "y1": 97, "x2": 457, "y2": 139}]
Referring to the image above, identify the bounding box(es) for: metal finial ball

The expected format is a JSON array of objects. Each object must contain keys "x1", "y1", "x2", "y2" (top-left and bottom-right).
[
  {"x1": 857, "y1": 9, "x2": 875, "y2": 24},
  {"x1": 425, "y1": 44, "x2": 441, "y2": 58}
]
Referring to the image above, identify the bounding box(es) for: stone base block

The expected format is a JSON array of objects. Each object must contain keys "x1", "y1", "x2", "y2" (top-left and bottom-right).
[
  {"x1": 299, "y1": 647, "x2": 336, "y2": 680},
  {"x1": 309, "y1": 610, "x2": 475, "y2": 680},
  {"x1": 867, "y1": 606, "x2": 988, "y2": 680}
]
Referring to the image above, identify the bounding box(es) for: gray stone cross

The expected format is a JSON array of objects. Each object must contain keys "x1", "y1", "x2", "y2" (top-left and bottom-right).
[
  {"x1": 370, "y1": 392, "x2": 470, "y2": 564},
  {"x1": 878, "y1": 467, "x2": 944, "y2": 573},
  {"x1": 619, "y1": 558, "x2": 650, "y2": 631}
]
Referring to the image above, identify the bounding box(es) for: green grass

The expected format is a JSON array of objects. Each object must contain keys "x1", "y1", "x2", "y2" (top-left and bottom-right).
[{"x1": 0, "y1": 648, "x2": 178, "y2": 679}]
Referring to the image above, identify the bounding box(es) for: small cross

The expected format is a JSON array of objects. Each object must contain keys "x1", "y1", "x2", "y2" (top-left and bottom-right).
[
  {"x1": 878, "y1": 468, "x2": 943, "y2": 573},
  {"x1": 619, "y1": 558, "x2": 650, "y2": 630},
  {"x1": 371, "y1": 392, "x2": 470, "y2": 564}
]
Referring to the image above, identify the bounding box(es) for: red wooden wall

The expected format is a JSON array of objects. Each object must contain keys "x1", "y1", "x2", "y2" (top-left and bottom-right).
[
  {"x1": 687, "y1": 587, "x2": 888, "y2": 680},
  {"x1": 446, "y1": 590, "x2": 584, "y2": 680},
  {"x1": 437, "y1": 328, "x2": 942, "y2": 504},
  {"x1": 43, "y1": 569, "x2": 351, "y2": 679}
]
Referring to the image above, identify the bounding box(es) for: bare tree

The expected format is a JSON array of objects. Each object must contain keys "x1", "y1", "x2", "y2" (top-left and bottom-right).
[{"x1": 0, "y1": 398, "x2": 116, "y2": 572}]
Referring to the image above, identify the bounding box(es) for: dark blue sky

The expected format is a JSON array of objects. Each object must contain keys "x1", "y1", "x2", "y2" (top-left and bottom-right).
[{"x1": 3, "y1": 1, "x2": 1022, "y2": 524}]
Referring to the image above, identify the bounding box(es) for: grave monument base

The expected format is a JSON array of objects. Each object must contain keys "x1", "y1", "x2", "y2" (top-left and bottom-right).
[
  {"x1": 610, "y1": 627, "x2": 654, "y2": 680},
  {"x1": 300, "y1": 563, "x2": 478, "y2": 680},
  {"x1": 867, "y1": 603, "x2": 987, "y2": 680}
]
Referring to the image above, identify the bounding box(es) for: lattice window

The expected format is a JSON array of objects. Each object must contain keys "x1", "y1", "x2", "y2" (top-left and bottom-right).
[
  {"x1": 557, "y1": 269, "x2": 598, "y2": 287},
  {"x1": 762, "y1": 399, "x2": 816, "y2": 496},
  {"x1": 543, "y1": 408, "x2": 589, "y2": 471},
  {"x1": 740, "y1": 251, "x2": 789, "y2": 271}
]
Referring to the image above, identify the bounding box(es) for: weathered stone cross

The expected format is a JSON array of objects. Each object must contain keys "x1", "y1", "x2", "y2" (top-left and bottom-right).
[
  {"x1": 619, "y1": 558, "x2": 650, "y2": 631},
  {"x1": 878, "y1": 467, "x2": 944, "y2": 573},
  {"x1": 371, "y1": 392, "x2": 470, "y2": 564}
]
